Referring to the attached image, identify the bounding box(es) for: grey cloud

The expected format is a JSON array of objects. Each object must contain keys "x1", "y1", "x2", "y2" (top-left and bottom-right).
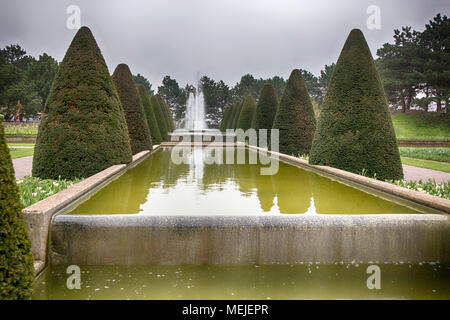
[{"x1": 0, "y1": 0, "x2": 448, "y2": 88}]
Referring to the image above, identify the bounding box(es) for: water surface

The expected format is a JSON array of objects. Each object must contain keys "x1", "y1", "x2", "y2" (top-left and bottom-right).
[
  {"x1": 67, "y1": 147, "x2": 424, "y2": 215},
  {"x1": 33, "y1": 263, "x2": 450, "y2": 300}
]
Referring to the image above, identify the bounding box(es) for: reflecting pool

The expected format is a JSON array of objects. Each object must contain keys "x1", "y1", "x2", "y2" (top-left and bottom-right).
[{"x1": 66, "y1": 147, "x2": 429, "y2": 215}]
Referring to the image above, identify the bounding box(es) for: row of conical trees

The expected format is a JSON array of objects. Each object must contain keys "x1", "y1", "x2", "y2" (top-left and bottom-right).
[
  {"x1": 220, "y1": 29, "x2": 403, "y2": 181},
  {"x1": 32, "y1": 27, "x2": 175, "y2": 180}
]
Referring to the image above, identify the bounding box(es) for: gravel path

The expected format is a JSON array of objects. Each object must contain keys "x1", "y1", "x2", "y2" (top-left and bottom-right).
[
  {"x1": 12, "y1": 156, "x2": 33, "y2": 179},
  {"x1": 402, "y1": 164, "x2": 450, "y2": 183}
]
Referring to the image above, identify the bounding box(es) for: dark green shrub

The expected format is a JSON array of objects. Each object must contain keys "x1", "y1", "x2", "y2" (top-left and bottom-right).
[
  {"x1": 137, "y1": 84, "x2": 162, "y2": 145},
  {"x1": 272, "y1": 69, "x2": 316, "y2": 155},
  {"x1": 254, "y1": 83, "x2": 279, "y2": 144},
  {"x1": 0, "y1": 122, "x2": 34, "y2": 300},
  {"x1": 32, "y1": 27, "x2": 132, "y2": 179},
  {"x1": 151, "y1": 95, "x2": 169, "y2": 141},
  {"x1": 309, "y1": 29, "x2": 403, "y2": 180},
  {"x1": 112, "y1": 64, "x2": 152, "y2": 154},
  {"x1": 237, "y1": 95, "x2": 256, "y2": 131}
]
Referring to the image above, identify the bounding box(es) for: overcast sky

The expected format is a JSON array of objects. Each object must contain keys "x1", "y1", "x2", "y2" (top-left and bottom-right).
[{"x1": 0, "y1": 0, "x2": 448, "y2": 89}]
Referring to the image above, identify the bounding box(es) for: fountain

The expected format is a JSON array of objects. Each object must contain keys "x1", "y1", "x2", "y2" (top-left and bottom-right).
[
  {"x1": 184, "y1": 91, "x2": 207, "y2": 131},
  {"x1": 170, "y1": 83, "x2": 223, "y2": 144}
]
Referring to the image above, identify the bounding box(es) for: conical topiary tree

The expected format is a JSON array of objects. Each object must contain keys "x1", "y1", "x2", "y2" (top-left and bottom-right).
[
  {"x1": 137, "y1": 84, "x2": 162, "y2": 145},
  {"x1": 227, "y1": 102, "x2": 238, "y2": 130},
  {"x1": 220, "y1": 105, "x2": 232, "y2": 132},
  {"x1": 254, "y1": 83, "x2": 279, "y2": 144},
  {"x1": 155, "y1": 94, "x2": 172, "y2": 132},
  {"x1": 165, "y1": 100, "x2": 176, "y2": 131},
  {"x1": 32, "y1": 26, "x2": 132, "y2": 179},
  {"x1": 232, "y1": 100, "x2": 244, "y2": 129},
  {"x1": 272, "y1": 69, "x2": 316, "y2": 156},
  {"x1": 151, "y1": 95, "x2": 169, "y2": 141},
  {"x1": 237, "y1": 95, "x2": 256, "y2": 131},
  {"x1": 112, "y1": 64, "x2": 152, "y2": 154},
  {"x1": 0, "y1": 122, "x2": 34, "y2": 300},
  {"x1": 309, "y1": 29, "x2": 403, "y2": 180},
  {"x1": 157, "y1": 95, "x2": 175, "y2": 132}
]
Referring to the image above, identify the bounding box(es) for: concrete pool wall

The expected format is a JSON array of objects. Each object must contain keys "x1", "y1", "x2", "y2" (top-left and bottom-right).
[
  {"x1": 22, "y1": 141, "x2": 450, "y2": 275},
  {"x1": 50, "y1": 214, "x2": 450, "y2": 265}
]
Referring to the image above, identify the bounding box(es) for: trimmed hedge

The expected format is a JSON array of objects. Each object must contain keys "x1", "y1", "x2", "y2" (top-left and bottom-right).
[
  {"x1": 151, "y1": 95, "x2": 169, "y2": 141},
  {"x1": 137, "y1": 84, "x2": 162, "y2": 145},
  {"x1": 237, "y1": 95, "x2": 256, "y2": 131},
  {"x1": 32, "y1": 26, "x2": 132, "y2": 179},
  {"x1": 272, "y1": 69, "x2": 316, "y2": 156},
  {"x1": 112, "y1": 64, "x2": 152, "y2": 154},
  {"x1": 0, "y1": 122, "x2": 34, "y2": 300},
  {"x1": 254, "y1": 83, "x2": 279, "y2": 144},
  {"x1": 309, "y1": 29, "x2": 403, "y2": 180}
]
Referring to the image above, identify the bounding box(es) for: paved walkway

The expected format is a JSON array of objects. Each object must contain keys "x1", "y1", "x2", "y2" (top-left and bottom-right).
[
  {"x1": 402, "y1": 164, "x2": 450, "y2": 183},
  {"x1": 12, "y1": 156, "x2": 33, "y2": 179}
]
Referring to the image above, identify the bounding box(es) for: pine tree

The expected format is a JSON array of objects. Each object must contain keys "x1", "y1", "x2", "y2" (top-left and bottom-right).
[
  {"x1": 0, "y1": 122, "x2": 34, "y2": 299},
  {"x1": 112, "y1": 64, "x2": 152, "y2": 154},
  {"x1": 32, "y1": 26, "x2": 132, "y2": 179},
  {"x1": 137, "y1": 84, "x2": 162, "y2": 145},
  {"x1": 309, "y1": 29, "x2": 403, "y2": 180},
  {"x1": 272, "y1": 69, "x2": 316, "y2": 156}
]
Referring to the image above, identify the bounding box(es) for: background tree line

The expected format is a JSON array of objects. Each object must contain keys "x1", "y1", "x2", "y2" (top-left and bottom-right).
[
  {"x1": 376, "y1": 14, "x2": 449, "y2": 113},
  {"x1": 0, "y1": 45, "x2": 58, "y2": 121},
  {"x1": 157, "y1": 13, "x2": 448, "y2": 127},
  {"x1": 157, "y1": 67, "x2": 334, "y2": 128},
  {"x1": 1, "y1": 13, "x2": 447, "y2": 126}
]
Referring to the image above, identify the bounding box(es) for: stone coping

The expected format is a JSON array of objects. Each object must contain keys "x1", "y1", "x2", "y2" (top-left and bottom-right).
[
  {"x1": 51, "y1": 213, "x2": 450, "y2": 265},
  {"x1": 246, "y1": 144, "x2": 450, "y2": 214},
  {"x1": 23, "y1": 149, "x2": 155, "y2": 275}
]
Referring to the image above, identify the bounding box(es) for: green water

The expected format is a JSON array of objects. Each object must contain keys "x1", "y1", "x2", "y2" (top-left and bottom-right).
[
  {"x1": 67, "y1": 147, "x2": 428, "y2": 215},
  {"x1": 33, "y1": 263, "x2": 450, "y2": 300}
]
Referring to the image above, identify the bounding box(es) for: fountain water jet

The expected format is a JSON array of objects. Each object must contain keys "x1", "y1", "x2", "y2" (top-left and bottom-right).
[{"x1": 184, "y1": 90, "x2": 207, "y2": 131}]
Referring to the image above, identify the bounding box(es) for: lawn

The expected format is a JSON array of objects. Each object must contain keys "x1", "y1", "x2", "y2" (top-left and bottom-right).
[
  {"x1": 399, "y1": 147, "x2": 450, "y2": 162},
  {"x1": 401, "y1": 156, "x2": 450, "y2": 173},
  {"x1": 391, "y1": 112, "x2": 450, "y2": 140},
  {"x1": 9, "y1": 148, "x2": 34, "y2": 159},
  {"x1": 8, "y1": 143, "x2": 36, "y2": 147}
]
